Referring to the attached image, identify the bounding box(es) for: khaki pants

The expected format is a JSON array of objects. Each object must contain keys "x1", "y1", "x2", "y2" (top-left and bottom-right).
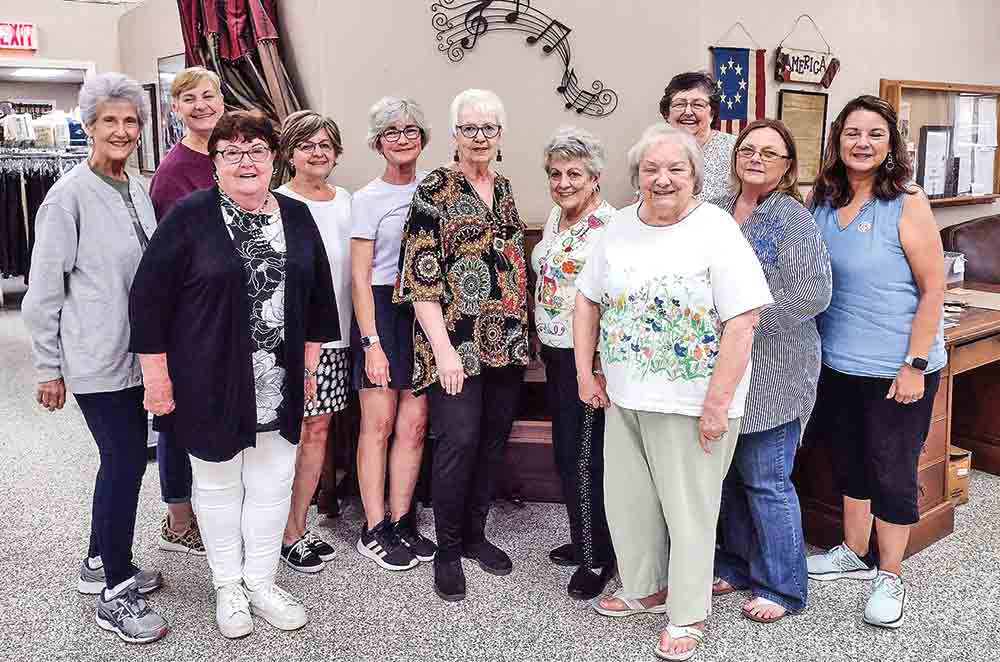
[{"x1": 604, "y1": 404, "x2": 740, "y2": 626}]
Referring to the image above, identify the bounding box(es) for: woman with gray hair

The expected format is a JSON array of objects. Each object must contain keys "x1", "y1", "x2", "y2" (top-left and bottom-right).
[
  {"x1": 350, "y1": 96, "x2": 437, "y2": 572},
  {"x1": 574, "y1": 123, "x2": 772, "y2": 660},
  {"x1": 530, "y1": 126, "x2": 616, "y2": 599},
  {"x1": 22, "y1": 72, "x2": 168, "y2": 643},
  {"x1": 394, "y1": 88, "x2": 528, "y2": 601}
]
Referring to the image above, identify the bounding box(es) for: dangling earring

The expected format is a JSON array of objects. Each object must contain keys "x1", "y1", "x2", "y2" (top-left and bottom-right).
[
  {"x1": 453, "y1": 150, "x2": 459, "y2": 163},
  {"x1": 212, "y1": 170, "x2": 220, "y2": 184},
  {"x1": 496, "y1": 149, "x2": 503, "y2": 163},
  {"x1": 885, "y1": 153, "x2": 896, "y2": 172}
]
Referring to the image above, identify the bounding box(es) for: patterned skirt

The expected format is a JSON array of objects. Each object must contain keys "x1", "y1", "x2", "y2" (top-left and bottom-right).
[{"x1": 305, "y1": 347, "x2": 350, "y2": 417}]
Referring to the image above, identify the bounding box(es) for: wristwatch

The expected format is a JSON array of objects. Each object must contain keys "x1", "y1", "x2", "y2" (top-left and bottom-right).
[
  {"x1": 904, "y1": 355, "x2": 928, "y2": 371},
  {"x1": 360, "y1": 335, "x2": 380, "y2": 349}
]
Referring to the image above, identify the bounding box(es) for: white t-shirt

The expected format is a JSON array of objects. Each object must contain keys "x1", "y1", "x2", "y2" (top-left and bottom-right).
[
  {"x1": 530, "y1": 200, "x2": 616, "y2": 348},
  {"x1": 350, "y1": 172, "x2": 427, "y2": 286},
  {"x1": 276, "y1": 185, "x2": 352, "y2": 349},
  {"x1": 576, "y1": 202, "x2": 773, "y2": 417}
]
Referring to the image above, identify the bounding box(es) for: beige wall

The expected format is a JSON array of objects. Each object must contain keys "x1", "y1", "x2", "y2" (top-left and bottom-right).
[
  {"x1": 117, "y1": 0, "x2": 184, "y2": 87},
  {"x1": 0, "y1": 81, "x2": 81, "y2": 111},
  {"x1": 0, "y1": 0, "x2": 126, "y2": 72}
]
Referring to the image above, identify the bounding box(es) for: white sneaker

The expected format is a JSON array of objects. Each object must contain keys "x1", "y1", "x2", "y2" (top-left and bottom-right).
[
  {"x1": 246, "y1": 584, "x2": 308, "y2": 631},
  {"x1": 216, "y1": 584, "x2": 253, "y2": 639},
  {"x1": 806, "y1": 543, "x2": 878, "y2": 582},
  {"x1": 863, "y1": 570, "x2": 906, "y2": 629}
]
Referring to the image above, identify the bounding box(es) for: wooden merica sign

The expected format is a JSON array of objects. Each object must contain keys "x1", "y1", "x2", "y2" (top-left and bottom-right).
[{"x1": 775, "y1": 47, "x2": 839, "y2": 87}]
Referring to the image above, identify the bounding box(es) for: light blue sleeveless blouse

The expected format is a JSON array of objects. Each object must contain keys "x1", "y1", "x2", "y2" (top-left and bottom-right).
[{"x1": 813, "y1": 194, "x2": 946, "y2": 378}]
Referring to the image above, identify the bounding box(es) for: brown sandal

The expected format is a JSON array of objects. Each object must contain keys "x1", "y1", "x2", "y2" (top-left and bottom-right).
[
  {"x1": 712, "y1": 577, "x2": 736, "y2": 596},
  {"x1": 740, "y1": 597, "x2": 787, "y2": 623}
]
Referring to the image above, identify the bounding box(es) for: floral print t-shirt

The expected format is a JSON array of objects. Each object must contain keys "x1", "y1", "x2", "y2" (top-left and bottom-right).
[
  {"x1": 220, "y1": 191, "x2": 288, "y2": 430},
  {"x1": 394, "y1": 166, "x2": 529, "y2": 394},
  {"x1": 576, "y1": 202, "x2": 772, "y2": 417},
  {"x1": 531, "y1": 200, "x2": 616, "y2": 348}
]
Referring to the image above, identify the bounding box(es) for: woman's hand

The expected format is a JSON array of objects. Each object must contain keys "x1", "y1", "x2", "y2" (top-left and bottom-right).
[
  {"x1": 435, "y1": 345, "x2": 466, "y2": 396},
  {"x1": 887, "y1": 365, "x2": 925, "y2": 404},
  {"x1": 365, "y1": 344, "x2": 391, "y2": 388},
  {"x1": 698, "y1": 402, "x2": 729, "y2": 454},
  {"x1": 305, "y1": 374, "x2": 318, "y2": 403},
  {"x1": 144, "y1": 378, "x2": 176, "y2": 416},
  {"x1": 578, "y1": 372, "x2": 610, "y2": 409},
  {"x1": 529, "y1": 333, "x2": 542, "y2": 361},
  {"x1": 36, "y1": 378, "x2": 66, "y2": 412}
]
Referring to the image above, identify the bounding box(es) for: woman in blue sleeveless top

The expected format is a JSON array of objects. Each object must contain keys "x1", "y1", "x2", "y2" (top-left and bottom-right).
[{"x1": 805, "y1": 96, "x2": 946, "y2": 630}]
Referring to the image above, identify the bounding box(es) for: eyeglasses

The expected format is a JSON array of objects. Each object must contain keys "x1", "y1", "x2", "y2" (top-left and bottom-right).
[
  {"x1": 736, "y1": 146, "x2": 789, "y2": 163},
  {"x1": 669, "y1": 100, "x2": 711, "y2": 113},
  {"x1": 296, "y1": 140, "x2": 336, "y2": 154},
  {"x1": 456, "y1": 124, "x2": 501, "y2": 139},
  {"x1": 215, "y1": 144, "x2": 272, "y2": 164},
  {"x1": 381, "y1": 126, "x2": 422, "y2": 143}
]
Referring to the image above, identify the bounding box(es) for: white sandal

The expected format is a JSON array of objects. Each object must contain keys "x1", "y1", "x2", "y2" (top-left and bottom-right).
[
  {"x1": 654, "y1": 624, "x2": 705, "y2": 661},
  {"x1": 592, "y1": 589, "x2": 668, "y2": 617}
]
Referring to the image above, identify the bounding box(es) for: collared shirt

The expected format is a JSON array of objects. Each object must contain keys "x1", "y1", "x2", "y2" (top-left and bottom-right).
[
  {"x1": 719, "y1": 191, "x2": 832, "y2": 433},
  {"x1": 394, "y1": 166, "x2": 529, "y2": 393}
]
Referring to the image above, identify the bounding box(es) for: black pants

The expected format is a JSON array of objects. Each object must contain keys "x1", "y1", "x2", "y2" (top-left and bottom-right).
[
  {"x1": 541, "y1": 346, "x2": 614, "y2": 567},
  {"x1": 428, "y1": 365, "x2": 523, "y2": 560},
  {"x1": 75, "y1": 386, "x2": 148, "y2": 587}
]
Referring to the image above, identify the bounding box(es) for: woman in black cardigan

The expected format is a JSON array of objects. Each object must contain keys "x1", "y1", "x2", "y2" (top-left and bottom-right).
[{"x1": 129, "y1": 112, "x2": 339, "y2": 639}]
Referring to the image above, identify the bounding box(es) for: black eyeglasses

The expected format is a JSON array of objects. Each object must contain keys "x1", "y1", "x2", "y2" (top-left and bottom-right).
[
  {"x1": 736, "y1": 146, "x2": 789, "y2": 163},
  {"x1": 215, "y1": 144, "x2": 272, "y2": 164},
  {"x1": 381, "y1": 126, "x2": 422, "y2": 143},
  {"x1": 456, "y1": 124, "x2": 501, "y2": 139}
]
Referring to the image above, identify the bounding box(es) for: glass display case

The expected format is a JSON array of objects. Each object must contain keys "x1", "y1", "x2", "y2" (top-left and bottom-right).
[{"x1": 881, "y1": 79, "x2": 1000, "y2": 208}]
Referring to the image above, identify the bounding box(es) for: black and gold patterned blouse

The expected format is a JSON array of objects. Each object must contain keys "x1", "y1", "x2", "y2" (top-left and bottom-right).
[{"x1": 394, "y1": 166, "x2": 529, "y2": 393}]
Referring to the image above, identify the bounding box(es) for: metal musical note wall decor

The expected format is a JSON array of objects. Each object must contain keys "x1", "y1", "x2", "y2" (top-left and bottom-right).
[{"x1": 429, "y1": 0, "x2": 619, "y2": 117}]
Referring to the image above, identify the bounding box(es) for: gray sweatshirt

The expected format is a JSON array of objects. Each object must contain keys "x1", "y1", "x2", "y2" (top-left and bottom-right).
[{"x1": 22, "y1": 161, "x2": 157, "y2": 394}]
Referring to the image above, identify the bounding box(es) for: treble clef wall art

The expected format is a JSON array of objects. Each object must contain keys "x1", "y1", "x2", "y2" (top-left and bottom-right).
[{"x1": 428, "y1": 0, "x2": 619, "y2": 118}]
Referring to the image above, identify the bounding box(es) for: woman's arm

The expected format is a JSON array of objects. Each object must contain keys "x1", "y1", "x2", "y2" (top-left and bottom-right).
[
  {"x1": 756, "y1": 227, "x2": 832, "y2": 336},
  {"x1": 304, "y1": 341, "x2": 322, "y2": 402},
  {"x1": 138, "y1": 353, "x2": 174, "y2": 415},
  {"x1": 413, "y1": 301, "x2": 464, "y2": 395},
  {"x1": 351, "y1": 238, "x2": 390, "y2": 387},
  {"x1": 572, "y1": 292, "x2": 609, "y2": 408},
  {"x1": 699, "y1": 307, "x2": 761, "y2": 452}
]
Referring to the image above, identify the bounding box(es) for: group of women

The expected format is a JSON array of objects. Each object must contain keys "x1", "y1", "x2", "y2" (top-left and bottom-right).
[{"x1": 22, "y1": 66, "x2": 946, "y2": 660}]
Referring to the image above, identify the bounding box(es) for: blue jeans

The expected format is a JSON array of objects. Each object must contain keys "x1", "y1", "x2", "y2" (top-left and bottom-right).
[
  {"x1": 715, "y1": 418, "x2": 807, "y2": 613},
  {"x1": 157, "y1": 430, "x2": 192, "y2": 504}
]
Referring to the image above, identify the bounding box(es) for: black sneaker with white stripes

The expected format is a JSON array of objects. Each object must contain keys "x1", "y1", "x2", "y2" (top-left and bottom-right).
[
  {"x1": 356, "y1": 517, "x2": 418, "y2": 571},
  {"x1": 281, "y1": 537, "x2": 325, "y2": 574},
  {"x1": 392, "y1": 512, "x2": 437, "y2": 562}
]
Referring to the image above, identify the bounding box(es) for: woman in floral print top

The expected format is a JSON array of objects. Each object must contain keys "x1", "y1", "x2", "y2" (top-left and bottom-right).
[{"x1": 393, "y1": 89, "x2": 528, "y2": 602}]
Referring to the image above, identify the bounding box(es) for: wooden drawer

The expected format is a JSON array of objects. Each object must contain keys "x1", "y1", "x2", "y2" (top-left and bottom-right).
[
  {"x1": 919, "y1": 417, "x2": 948, "y2": 468},
  {"x1": 950, "y1": 334, "x2": 1000, "y2": 375},
  {"x1": 917, "y1": 459, "x2": 946, "y2": 514},
  {"x1": 931, "y1": 374, "x2": 949, "y2": 420}
]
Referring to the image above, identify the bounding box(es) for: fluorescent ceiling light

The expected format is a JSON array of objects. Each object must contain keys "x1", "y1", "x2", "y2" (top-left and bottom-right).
[{"x1": 10, "y1": 68, "x2": 72, "y2": 78}]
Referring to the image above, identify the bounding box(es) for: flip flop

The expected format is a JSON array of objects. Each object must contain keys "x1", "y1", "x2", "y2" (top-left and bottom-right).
[
  {"x1": 592, "y1": 589, "x2": 668, "y2": 618},
  {"x1": 654, "y1": 624, "x2": 705, "y2": 661},
  {"x1": 740, "y1": 597, "x2": 787, "y2": 623},
  {"x1": 712, "y1": 577, "x2": 736, "y2": 596}
]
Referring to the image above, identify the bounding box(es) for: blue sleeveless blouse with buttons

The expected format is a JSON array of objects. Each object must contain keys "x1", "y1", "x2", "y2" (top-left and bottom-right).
[{"x1": 813, "y1": 193, "x2": 946, "y2": 378}]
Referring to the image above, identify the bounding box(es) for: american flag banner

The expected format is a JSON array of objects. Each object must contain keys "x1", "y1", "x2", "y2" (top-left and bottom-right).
[{"x1": 711, "y1": 47, "x2": 766, "y2": 134}]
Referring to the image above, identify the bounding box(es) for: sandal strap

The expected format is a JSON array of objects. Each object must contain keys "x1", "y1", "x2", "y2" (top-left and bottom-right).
[
  {"x1": 666, "y1": 624, "x2": 705, "y2": 644},
  {"x1": 611, "y1": 589, "x2": 645, "y2": 611}
]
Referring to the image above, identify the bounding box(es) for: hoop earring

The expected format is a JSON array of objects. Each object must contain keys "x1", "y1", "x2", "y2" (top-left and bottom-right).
[
  {"x1": 453, "y1": 150, "x2": 459, "y2": 163},
  {"x1": 885, "y1": 153, "x2": 895, "y2": 172},
  {"x1": 496, "y1": 149, "x2": 503, "y2": 163}
]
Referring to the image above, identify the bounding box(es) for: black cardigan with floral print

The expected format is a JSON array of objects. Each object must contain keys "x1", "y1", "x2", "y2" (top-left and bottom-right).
[{"x1": 394, "y1": 167, "x2": 529, "y2": 393}]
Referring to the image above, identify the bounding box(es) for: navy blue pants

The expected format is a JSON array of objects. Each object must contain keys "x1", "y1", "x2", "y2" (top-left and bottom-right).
[
  {"x1": 75, "y1": 386, "x2": 148, "y2": 588},
  {"x1": 156, "y1": 430, "x2": 192, "y2": 504}
]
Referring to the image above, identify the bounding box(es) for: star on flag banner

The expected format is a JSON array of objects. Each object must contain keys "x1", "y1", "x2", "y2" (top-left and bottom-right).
[{"x1": 711, "y1": 47, "x2": 766, "y2": 134}]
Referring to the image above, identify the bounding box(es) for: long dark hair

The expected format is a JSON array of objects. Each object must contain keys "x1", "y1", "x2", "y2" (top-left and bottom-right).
[
  {"x1": 811, "y1": 95, "x2": 914, "y2": 208},
  {"x1": 730, "y1": 119, "x2": 802, "y2": 202}
]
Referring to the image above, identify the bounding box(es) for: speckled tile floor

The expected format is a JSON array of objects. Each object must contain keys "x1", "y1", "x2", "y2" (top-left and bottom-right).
[{"x1": 2, "y1": 293, "x2": 999, "y2": 662}]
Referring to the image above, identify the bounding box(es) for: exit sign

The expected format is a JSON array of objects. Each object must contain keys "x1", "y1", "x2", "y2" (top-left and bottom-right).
[{"x1": 0, "y1": 22, "x2": 37, "y2": 51}]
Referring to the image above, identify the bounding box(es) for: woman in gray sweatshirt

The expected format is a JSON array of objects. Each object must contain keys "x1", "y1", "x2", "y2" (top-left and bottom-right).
[{"x1": 21, "y1": 72, "x2": 168, "y2": 645}]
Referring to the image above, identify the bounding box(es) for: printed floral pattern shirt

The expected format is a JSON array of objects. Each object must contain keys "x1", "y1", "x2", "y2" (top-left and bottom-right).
[
  {"x1": 531, "y1": 201, "x2": 616, "y2": 348},
  {"x1": 394, "y1": 167, "x2": 529, "y2": 393},
  {"x1": 220, "y1": 192, "x2": 288, "y2": 429},
  {"x1": 576, "y1": 202, "x2": 773, "y2": 417}
]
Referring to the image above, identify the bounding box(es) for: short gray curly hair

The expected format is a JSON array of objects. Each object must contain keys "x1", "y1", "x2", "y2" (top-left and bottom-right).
[
  {"x1": 542, "y1": 125, "x2": 606, "y2": 178},
  {"x1": 366, "y1": 96, "x2": 431, "y2": 152},
  {"x1": 626, "y1": 122, "x2": 704, "y2": 194},
  {"x1": 79, "y1": 72, "x2": 149, "y2": 129}
]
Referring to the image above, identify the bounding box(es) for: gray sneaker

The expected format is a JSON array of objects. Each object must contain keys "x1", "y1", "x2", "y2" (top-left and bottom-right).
[
  {"x1": 78, "y1": 558, "x2": 163, "y2": 595},
  {"x1": 863, "y1": 570, "x2": 906, "y2": 629},
  {"x1": 95, "y1": 586, "x2": 169, "y2": 644},
  {"x1": 806, "y1": 543, "x2": 878, "y2": 582}
]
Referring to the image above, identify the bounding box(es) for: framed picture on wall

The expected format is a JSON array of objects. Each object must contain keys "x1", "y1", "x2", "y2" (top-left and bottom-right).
[
  {"x1": 137, "y1": 83, "x2": 160, "y2": 174},
  {"x1": 777, "y1": 90, "x2": 829, "y2": 185},
  {"x1": 157, "y1": 53, "x2": 186, "y2": 157},
  {"x1": 916, "y1": 126, "x2": 954, "y2": 198}
]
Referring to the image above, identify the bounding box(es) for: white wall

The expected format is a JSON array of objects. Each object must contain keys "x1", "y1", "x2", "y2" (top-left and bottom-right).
[
  {"x1": 117, "y1": 0, "x2": 184, "y2": 87},
  {"x1": 0, "y1": 0, "x2": 126, "y2": 73}
]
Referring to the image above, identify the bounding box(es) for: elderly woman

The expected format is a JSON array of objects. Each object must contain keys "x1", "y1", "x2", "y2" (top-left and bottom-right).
[
  {"x1": 530, "y1": 126, "x2": 616, "y2": 599},
  {"x1": 23, "y1": 72, "x2": 168, "y2": 644},
  {"x1": 351, "y1": 97, "x2": 436, "y2": 571},
  {"x1": 805, "y1": 95, "x2": 946, "y2": 629},
  {"x1": 574, "y1": 123, "x2": 772, "y2": 660},
  {"x1": 711, "y1": 119, "x2": 832, "y2": 623},
  {"x1": 129, "y1": 111, "x2": 340, "y2": 638},
  {"x1": 272, "y1": 110, "x2": 352, "y2": 574},
  {"x1": 148, "y1": 65, "x2": 224, "y2": 557},
  {"x1": 659, "y1": 71, "x2": 736, "y2": 202},
  {"x1": 394, "y1": 88, "x2": 528, "y2": 602}
]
